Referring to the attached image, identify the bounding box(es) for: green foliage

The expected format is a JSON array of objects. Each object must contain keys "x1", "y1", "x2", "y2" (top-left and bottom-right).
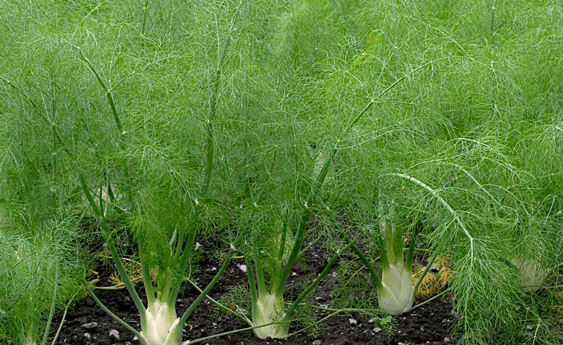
[
  {"x1": 1, "y1": 0, "x2": 562, "y2": 343},
  {"x1": 0, "y1": 222, "x2": 85, "y2": 345}
]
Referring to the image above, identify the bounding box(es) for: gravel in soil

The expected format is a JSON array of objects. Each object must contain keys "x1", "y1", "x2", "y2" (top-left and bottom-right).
[{"x1": 51, "y1": 242, "x2": 458, "y2": 345}]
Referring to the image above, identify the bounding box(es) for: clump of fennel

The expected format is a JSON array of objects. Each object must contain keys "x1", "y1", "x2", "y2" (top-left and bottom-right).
[{"x1": 348, "y1": 219, "x2": 434, "y2": 315}]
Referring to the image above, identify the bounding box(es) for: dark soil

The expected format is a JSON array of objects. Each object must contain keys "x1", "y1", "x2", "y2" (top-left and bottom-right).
[{"x1": 52, "y1": 242, "x2": 458, "y2": 345}]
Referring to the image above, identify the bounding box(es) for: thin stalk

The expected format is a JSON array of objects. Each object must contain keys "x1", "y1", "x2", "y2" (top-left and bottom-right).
[
  {"x1": 307, "y1": 305, "x2": 380, "y2": 313},
  {"x1": 199, "y1": 2, "x2": 240, "y2": 198},
  {"x1": 342, "y1": 58, "x2": 449, "y2": 137},
  {"x1": 171, "y1": 228, "x2": 185, "y2": 263},
  {"x1": 383, "y1": 173, "x2": 475, "y2": 260},
  {"x1": 75, "y1": 48, "x2": 124, "y2": 139},
  {"x1": 83, "y1": 283, "x2": 144, "y2": 340},
  {"x1": 141, "y1": 0, "x2": 149, "y2": 35},
  {"x1": 186, "y1": 321, "x2": 280, "y2": 345},
  {"x1": 179, "y1": 249, "x2": 234, "y2": 324},
  {"x1": 270, "y1": 260, "x2": 283, "y2": 295},
  {"x1": 139, "y1": 242, "x2": 156, "y2": 306},
  {"x1": 413, "y1": 252, "x2": 439, "y2": 296},
  {"x1": 91, "y1": 285, "x2": 126, "y2": 290},
  {"x1": 255, "y1": 256, "x2": 268, "y2": 296},
  {"x1": 490, "y1": 0, "x2": 497, "y2": 35},
  {"x1": 200, "y1": 120, "x2": 214, "y2": 198},
  {"x1": 444, "y1": 162, "x2": 501, "y2": 206},
  {"x1": 245, "y1": 250, "x2": 259, "y2": 312},
  {"x1": 175, "y1": 222, "x2": 196, "y2": 274},
  {"x1": 276, "y1": 208, "x2": 311, "y2": 297},
  {"x1": 286, "y1": 309, "x2": 345, "y2": 338},
  {"x1": 277, "y1": 215, "x2": 289, "y2": 264},
  {"x1": 186, "y1": 277, "x2": 252, "y2": 326},
  {"x1": 106, "y1": 237, "x2": 147, "y2": 317},
  {"x1": 40, "y1": 263, "x2": 59, "y2": 345},
  {"x1": 51, "y1": 289, "x2": 82, "y2": 345},
  {"x1": 405, "y1": 224, "x2": 422, "y2": 271},
  {"x1": 284, "y1": 242, "x2": 354, "y2": 319},
  {"x1": 276, "y1": 149, "x2": 337, "y2": 296},
  {"x1": 271, "y1": 217, "x2": 289, "y2": 293},
  {"x1": 79, "y1": 173, "x2": 147, "y2": 321},
  {"x1": 410, "y1": 287, "x2": 450, "y2": 311},
  {"x1": 347, "y1": 241, "x2": 383, "y2": 289},
  {"x1": 50, "y1": 80, "x2": 57, "y2": 175},
  {"x1": 73, "y1": 45, "x2": 138, "y2": 211},
  {"x1": 169, "y1": 226, "x2": 197, "y2": 305}
]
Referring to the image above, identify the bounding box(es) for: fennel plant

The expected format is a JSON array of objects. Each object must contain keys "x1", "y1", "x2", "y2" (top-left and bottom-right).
[
  {"x1": 228, "y1": 52, "x2": 445, "y2": 337},
  {"x1": 73, "y1": 8, "x2": 241, "y2": 340},
  {"x1": 346, "y1": 217, "x2": 436, "y2": 315},
  {"x1": 76, "y1": 54, "x2": 234, "y2": 345}
]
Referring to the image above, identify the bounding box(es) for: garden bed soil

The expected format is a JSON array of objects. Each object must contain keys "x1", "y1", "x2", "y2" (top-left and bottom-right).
[{"x1": 52, "y1": 242, "x2": 457, "y2": 345}]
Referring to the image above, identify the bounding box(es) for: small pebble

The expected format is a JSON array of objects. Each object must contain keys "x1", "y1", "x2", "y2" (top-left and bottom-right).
[
  {"x1": 109, "y1": 329, "x2": 119, "y2": 339},
  {"x1": 239, "y1": 264, "x2": 247, "y2": 273},
  {"x1": 84, "y1": 333, "x2": 91, "y2": 339},
  {"x1": 373, "y1": 327, "x2": 382, "y2": 333},
  {"x1": 349, "y1": 318, "x2": 357, "y2": 325},
  {"x1": 444, "y1": 337, "x2": 451, "y2": 342},
  {"x1": 82, "y1": 322, "x2": 98, "y2": 329},
  {"x1": 312, "y1": 340, "x2": 322, "y2": 345}
]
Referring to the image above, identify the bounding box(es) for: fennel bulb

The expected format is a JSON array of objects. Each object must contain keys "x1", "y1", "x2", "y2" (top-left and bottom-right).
[
  {"x1": 378, "y1": 262, "x2": 414, "y2": 315},
  {"x1": 349, "y1": 219, "x2": 430, "y2": 316},
  {"x1": 252, "y1": 293, "x2": 289, "y2": 339},
  {"x1": 140, "y1": 300, "x2": 181, "y2": 345},
  {"x1": 513, "y1": 257, "x2": 549, "y2": 292}
]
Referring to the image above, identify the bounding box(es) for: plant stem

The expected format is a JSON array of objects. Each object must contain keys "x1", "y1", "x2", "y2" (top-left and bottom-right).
[
  {"x1": 410, "y1": 287, "x2": 451, "y2": 311},
  {"x1": 84, "y1": 282, "x2": 144, "y2": 340},
  {"x1": 286, "y1": 309, "x2": 344, "y2": 337},
  {"x1": 405, "y1": 223, "x2": 422, "y2": 272},
  {"x1": 186, "y1": 277, "x2": 252, "y2": 326},
  {"x1": 413, "y1": 252, "x2": 439, "y2": 296},
  {"x1": 347, "y1": 240, "x2": 383, "y2": 289},
  {"x1": 40, "y1": 263, "x2": 59, "y2": 345},
  {"x1": 79, "y1": 173, "x2": 147, "y2": 322},
  {"x1": 384, "y1": 173, "x2": 475, "y2": 261},
  {"x1": 245, "y1": 250, "x2": 259, "y2": 313},
  {"x1": 284, "y1": 242, "x2": 354, "y2": 319},
  {"x1": 75, "y1": 48, "x2": 124, "y2": 141},
  {"x1": 51, "y1": 289, "x2": 82, "y2": 345},
  {"x1": 342, "y1": 58, "x2": 449, "y2": 137},
  {"x1": 186, "y1": 321, "x2": 280, "y2": 345},
  {"x1": 141, "y1": 0, "x2": 149, "y2": 35},
  {"x1": 179, "y1": 249, "x2": 234, "y2": 324},
  {"x1": 490, "y1": 0, "x2": 497, "y2": 36}
]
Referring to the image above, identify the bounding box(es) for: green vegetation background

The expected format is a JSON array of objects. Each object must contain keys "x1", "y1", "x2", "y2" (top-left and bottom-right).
[{"x1": 1, "y1": 0, "x2": 562, "y2": 344}]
